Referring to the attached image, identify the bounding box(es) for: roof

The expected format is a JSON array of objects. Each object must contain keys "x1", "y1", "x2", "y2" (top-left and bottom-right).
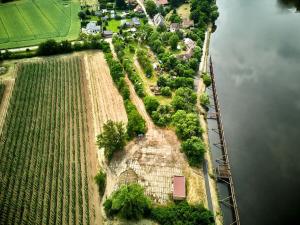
[
  {"x1": 182, "y1": 18, "x2": 194, "y2": 28},
  {"x1": 170, "y1": 23, "x2": 180, "y2": 30},
  {"x1": 153, "y1": 13, "x2": 164, "y2": 26},
  {"x1": 102, "y1": 30, "x2": 113, "y2": 35},
  {"x1": 86, "y1": 21, "x2": 101, "y2": 31},
  {"x1": 156, "y1": 0, "x2": 168, "y2": 5},
  {"x1": 173, "y1": 176, "x2": 186, "y2": 199},
  {"x1": 184, "y1": 38, "x2": 196, "y2": 50}
]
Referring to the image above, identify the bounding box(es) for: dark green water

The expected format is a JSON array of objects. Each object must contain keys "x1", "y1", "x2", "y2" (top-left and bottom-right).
[{"x1": 211, "y1": 0, "x2": 300, "y2": 224}]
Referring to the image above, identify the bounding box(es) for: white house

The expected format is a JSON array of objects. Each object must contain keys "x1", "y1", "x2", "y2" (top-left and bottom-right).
[
  {"x1": 170, "y1": 23, "x2": 180, "y2": 32},
  {"x1": 83, "y1": 21, "x2": 101, "y2": 34},
  {"x1": 153, "y1": 13, "x2": 164, "y2": 26},
  {"x1": 184, "y1": 38, "x2": 196, "y2": 51}
]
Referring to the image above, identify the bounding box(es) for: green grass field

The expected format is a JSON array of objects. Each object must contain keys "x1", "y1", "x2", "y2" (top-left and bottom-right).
[{"x1": 0, "y1": 0, "x2": 80, "y2": 49}]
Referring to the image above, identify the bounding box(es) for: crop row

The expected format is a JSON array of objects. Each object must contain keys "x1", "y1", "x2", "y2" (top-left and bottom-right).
[{"x1": 0, "y1": 57, "x2": 91, "y2": 225}]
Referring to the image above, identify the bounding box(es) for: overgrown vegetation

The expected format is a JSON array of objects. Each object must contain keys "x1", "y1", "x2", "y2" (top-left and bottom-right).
[
  {"x1": 94, "y1": 170, "x2": 107, "y2": 196},
  {"x1": 181, "y1": 136, "x2": 206, "y2": 167},
  {"x1": 151, "y1": 201, "x2": 214, "y2": 225},
  {"x1": 97, "y1": 120, "x2": 127, "y2": 161},
  {"x1": 137, "y1": 49, "x2": 153, "y2": 77},
  {"x1": 200, "y1": 93, "x2": 210, "y2": 109},
  {"x1": 104, "y1": 183, "x2": 152, "y2": 220},
  {"x1": 202, "y1": 72, "x2": 212, "y2": 87}
]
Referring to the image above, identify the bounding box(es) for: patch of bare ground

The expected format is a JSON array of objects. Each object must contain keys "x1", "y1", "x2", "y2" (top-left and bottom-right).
[
  {"x1": 104, "y1": 74, "x2": 206, "y2": 208},
  {"x1": 82, "y1": 51, "x2": 128, "y2": 224}
]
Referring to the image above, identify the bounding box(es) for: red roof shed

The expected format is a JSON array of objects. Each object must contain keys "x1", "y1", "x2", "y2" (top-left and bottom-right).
[{"x1": 173, "y1": 176, "x2": 186, "y2": 200}]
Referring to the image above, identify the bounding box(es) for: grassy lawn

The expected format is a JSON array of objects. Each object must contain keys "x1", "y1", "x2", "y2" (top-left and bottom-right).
[
  {"x1": 107, "y1": 19, "x2": 121, "y2": 32},
  {"x1": 166, "y1": 3, "x2": 190, "y2": 22},
  {"x1": 0, "y1": 0, "x2": 80, "y2": 49}
]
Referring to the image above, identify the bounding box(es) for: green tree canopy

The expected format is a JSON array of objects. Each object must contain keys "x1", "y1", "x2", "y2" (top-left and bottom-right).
[
  {"x1": 104, "y1": 183, "x2": 152, "y2": 220},
  {"x1": 202, "y1": 72, "x2": 212, "y2": 87},
  {"x1": 169, "y1": 33, "x2": 180, "y2": 50},
  {"x1": 171, "y1": 87, "x2": 197, "y2": 112},
  {"x1": 144, "y1": 96, "x2": 160, "y2": 113},
  {"x1": 96, "y1": 120, "x2": 127, "y2": 161},
  {"x1": 145, "y1": 0, "x2": 158, "y2": 18},
  {"x1": 94, "y1": 170, "x2": 106, "y2": 196},
  {"x1": 181, "y1": 136, "x2": 206, "y2": 167},
  {"x1": 172, "y1": 110, "x2": 202, "y2": 140}
]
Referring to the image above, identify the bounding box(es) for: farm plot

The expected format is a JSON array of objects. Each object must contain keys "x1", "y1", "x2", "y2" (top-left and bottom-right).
[
  {"x1": 0, "y1": 56, "x2": 97, "y2": 225},
  {"x1": 0, "y1": 0, "x2": 80, "y2": 49}
]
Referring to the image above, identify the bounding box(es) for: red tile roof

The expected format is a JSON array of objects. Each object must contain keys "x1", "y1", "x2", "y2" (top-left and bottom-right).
[
  {"x1": 173, "y1": 176, "x2": 186, "y2": 199},
  {"x1": 156, "y1": 0, "x2": 168, "y2": 5}
]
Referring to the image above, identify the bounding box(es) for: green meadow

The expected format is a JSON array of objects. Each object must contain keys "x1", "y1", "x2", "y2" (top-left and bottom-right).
[{"x1": 0, "y1": 0, "x2": 80, "y2": 49}]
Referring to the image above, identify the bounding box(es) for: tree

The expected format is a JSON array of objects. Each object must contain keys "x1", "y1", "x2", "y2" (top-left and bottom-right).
[
  {"x1": 171, "y1": 87, "x2": 197, "y2": 112},
  {"x1": 160, "y1": 87, "x2": 172, "y2": 97},
  {"x1": 104, "y1": 183, "x2": 152, "y2": 220},
  {"x1": 202, "y1": 72, "x2": 212, "y2": 86},
  {"x1": 94, "y1": 170, "x2": 106, "y2": 196},
  {"x1": 169, "y1": 33, "x2": 179, "y2": 50},
  {"x1": 172, "y1": 110, "x2": 202, "y2": 140},
  {"x1": 37, "y1": 39, "x2": 59, "y2": 56},
  {"x1": 60, "y1": 40, "x2": 72, "y2": 53},
  {"x1": 169, "y1": 10, "x2": 182, "y2": 23},
  {"x1": 78, "y1": 11, "x2": 86, "y2": 20},
  {"x1": 145, "y1": 0, "x2": 158, "y2": 18},
  {"x1": 115, "y1": 0, "x2": 127, "y2": 9},
  {"x1": 181, "y1": 136, "x2": 206, "y2": 167},
  {"x1": 144, "y1": 96, "x2": 160, "y2": 113},
  {"x1": 96, "y1": 120, "x2": 127, "y2": 161},
  {"x1": 125, "y1": 101, "x2": 147, "y2": 138}
]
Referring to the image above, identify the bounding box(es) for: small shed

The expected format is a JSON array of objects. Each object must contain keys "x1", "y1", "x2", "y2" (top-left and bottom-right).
[
  {"x1": 102, "y1": 30, "x2": 113, "y2": 38},
  {"x1": 173, "y1": 176, "x2": 186, "y2": 200}
]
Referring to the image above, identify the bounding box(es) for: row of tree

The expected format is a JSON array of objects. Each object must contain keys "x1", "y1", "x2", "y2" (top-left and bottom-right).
[{"x1": 103, "y1": 183, "x2": 214, "y2": 224}]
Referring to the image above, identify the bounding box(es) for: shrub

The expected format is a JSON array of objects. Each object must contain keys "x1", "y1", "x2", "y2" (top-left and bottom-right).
[
  {"x1": 137, "y1": 49, "x2": 153, "y2": 77},
  {"x1": 181, "y1": 136, "x2": 206, "y2": 167},
  {"x1": 96, "y1": 120, "x2": 127, "y2": 161},
  {"x1": 151, "y1": 105, "x2": 173, "y2": 127},
  {"x1": 0, "y1": 83, "x2": 5, "y2": 104},
  {"x1": 199, "y1": 93, "x2": 210, "y2": 109},
  {"x1": 151, "y1": 201, "x2": 214, "y2": 225},
  {"x1": 104, "y1": 183, "x2": 152, "y2": 220},
  {"x1": 144, "y1": 96, "x2": 160, "y2": 113},
  {"x1": 160, "y1": 87, "x2": 172, "y2": 97},
  {"x1": 94, "y1": 170, "x2": 106, "y2": 196},
  {"x1": 202, "y1": 72, "x2": 212, "y2": 87},
  {"x1": 172, "y1": 110, "x2": 202, "y2": 140}
]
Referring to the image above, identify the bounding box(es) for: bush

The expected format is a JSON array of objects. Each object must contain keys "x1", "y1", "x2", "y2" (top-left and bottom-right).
[
  {"x1": 144, "y1": 96, "x2": 160, "y2": 114},
  {"x1": 172, "y1": 110, "x2": 202, "y2": 140},
  {"x1": 151, "y1": 201, "x2": 214, "y2": 225},
  {"x1": 202, "y1": 73, "x2": 212, "y2": 87},
  {"x1": 0, "y1": 83, "x2": 5, "y2": 104},
  {"x1": 94, "y1": 170, "x2": 106, "y2": 196},
  {"x1": 104, "y1": 183, "x2": 152, "y2": 220},
  {"x1": 181, "y1": 136, "x2": 206, "y2": 167},
  {"x1": 151, "y1": 105, "x2": 173, "y2": 127},
  {"x1": 96, "y1": 120, "x2": 127, "y2": 161},
  {"x1": 160, "y1": 86, "x2": 172, "y2": 97},
  {"x1": 199, "y1": 93, "x2": 210, "y2": 109},
  {"x1": 137, "y1": 49, "x2": 153, "y2": 77}
]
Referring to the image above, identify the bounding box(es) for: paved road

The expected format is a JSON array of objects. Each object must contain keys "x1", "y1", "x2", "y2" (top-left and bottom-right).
[
  {"x1": 203, "y1": 159, "x2": 214, "y2": 212},
  {"x1": 135, "y1": 0, "x2": 154, "y2": 25}
]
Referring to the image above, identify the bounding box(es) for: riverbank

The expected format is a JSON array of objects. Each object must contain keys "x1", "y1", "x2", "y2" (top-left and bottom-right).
[{"x1": 197, "y1": 25, "x2": 223, "y2": 225}]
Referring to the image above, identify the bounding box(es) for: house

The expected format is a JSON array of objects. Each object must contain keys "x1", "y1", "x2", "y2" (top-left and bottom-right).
[
  {"x1": 170, "y1": 23, "x2": 180, "y2": 32},
  {"x1": 184, "y1": 38, "x2": 196, "y2": 51},
  {"x1": 102, "y1": 30, "x2": 113, "y2": 37},
  {"x1": 181, "y1": 18, "x2": 194, "y2": 28},
  {"x1": 132, "y1": 17, "x2": 141, "y2": 26},
  {"x1": 156, "y1": 0, "x2": 168, "y2": 6},
  {"x1": 84, "y1": 21, "x2": 101, "y2": 34},
  {"x1": 102, "y1": 16, "x2": 108, "y2": 21},
  {"x1": 173, "y1": 176, "x2": 186, "y2": 200},
  {"x1": 123, "y1": 21, "x2": 133, "y2": 28},
  {"x1": 134, "y1": 5, "x2": 144, "y2": 13},
  {"x1": 95, "y1": 11, "x2": 101, "y2": 16},
  {"x1": 153, "y1": 13, "x2": 164, "y2": 26}
]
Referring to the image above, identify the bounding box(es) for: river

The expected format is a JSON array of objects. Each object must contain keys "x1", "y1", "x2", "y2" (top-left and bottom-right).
[{"x1": 210, "y1": 0, "x2": 300, "y2": 224}]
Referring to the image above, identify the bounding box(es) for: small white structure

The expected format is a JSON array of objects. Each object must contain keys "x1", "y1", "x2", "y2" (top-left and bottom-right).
[
  {"x1": 170, "y1": 23, "x2": 180, "y2": 32},
  {"x1": 153, "y1": 13, "x2": 164, "y2": 26},
  {"x1": 132, "y1": 17, "x2": 141, "y2": 26},
  {"x1": 184, "y1": 38, "x2": 196, "y2": 51},
  {"x1": 83, "y1": 21, "x2": 101, "y2": 34}
]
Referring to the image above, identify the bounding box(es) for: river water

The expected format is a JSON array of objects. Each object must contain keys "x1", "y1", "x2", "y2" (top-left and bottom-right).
[{"x1": 210, "y1": 0, "x2": 300, "y2": 224}]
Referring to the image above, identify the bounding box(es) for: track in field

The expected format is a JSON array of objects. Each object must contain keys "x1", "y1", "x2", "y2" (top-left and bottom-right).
[{"x1": 0, "y1": 56, "x2": 93, "y2": 225}]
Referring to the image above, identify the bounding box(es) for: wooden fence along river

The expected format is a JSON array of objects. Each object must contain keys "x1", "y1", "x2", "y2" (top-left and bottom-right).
[{"x1": 208, "y1": 57, "x2": 240, "y2": 225}]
